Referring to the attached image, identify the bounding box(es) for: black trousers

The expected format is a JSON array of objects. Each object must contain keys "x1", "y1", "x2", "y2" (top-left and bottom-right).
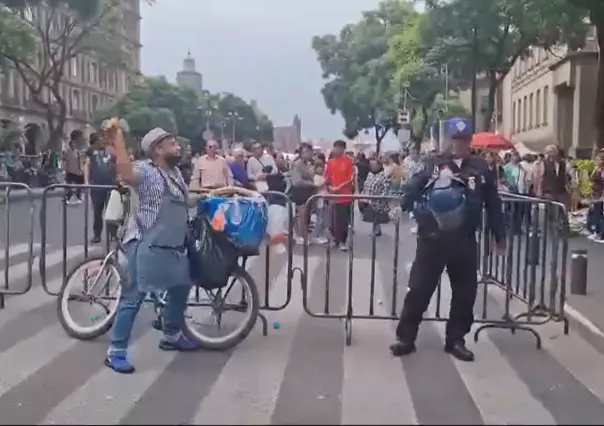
[
  {"x1": 65, "y1": 173, "x2": 84, "y2": 200},
  {"x1": 90, "y1": 188, "x2": 110, "y2": 239},
  {"x1": 331, "y1": 202, "x2": 352, "y2": 244},
  {"x1": 396, "y1": 232, "x2": 478, "y2": 344}
]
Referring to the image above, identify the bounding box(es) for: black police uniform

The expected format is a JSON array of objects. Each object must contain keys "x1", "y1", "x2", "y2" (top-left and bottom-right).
[{"x1": 391, "y1": 153, "x2": 505, "y2": 361}]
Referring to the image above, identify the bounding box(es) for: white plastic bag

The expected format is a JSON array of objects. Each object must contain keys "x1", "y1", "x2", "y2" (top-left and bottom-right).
[
  {"x1": 104, "y1": 190, "x2": 124, "y2": 223},
  {"x1": 267, "y1": 204, "x2": 288, "y2": 252}
]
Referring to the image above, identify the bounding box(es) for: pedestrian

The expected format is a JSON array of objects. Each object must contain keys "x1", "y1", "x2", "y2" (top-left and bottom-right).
[
  {"x1": 189, "y1": 140, "x2": 233, "y2": 190},
  {"x1": 311, "y1": 162, "x2": 329, "y2": 244},
  {"x1": 84, "y1": 130, "x2": 117, "y2": 244},
  {"x1": 361, "y1": 158, "x2": 389, "y2": 237},
  {"x1": 104, "y1": 124, "x2": 199, "y2": 374},
  {"x1": 290, "y1": 143, "x2": 317, "y2": 244},
  {"x1": 325, "y1": 140, "x2": 354, "y2": 250},
  {"x1": 390, "y1": 122, "x2": 506, "y2": 362},
  {"x1": 63, "y1": 130, "x2": 85, "y2": 205}
]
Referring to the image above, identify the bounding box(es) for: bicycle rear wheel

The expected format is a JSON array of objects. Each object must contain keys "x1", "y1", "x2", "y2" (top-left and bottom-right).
[
  {"x1": 184, "y1": 266, "x2": 259, "y2": 351},
  {"x1": 57, "y1": 254, "x2": 125, "y2": 340}
]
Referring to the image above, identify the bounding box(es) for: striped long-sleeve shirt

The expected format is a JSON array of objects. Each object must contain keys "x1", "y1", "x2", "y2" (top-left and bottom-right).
[{"x1": 123, "y1": 160, "x2": 188, "y2": 244}]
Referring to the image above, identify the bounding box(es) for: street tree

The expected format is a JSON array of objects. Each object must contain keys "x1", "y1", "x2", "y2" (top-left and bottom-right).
[
  {"x1": 96, "y1": 77, "x2": 274, "y2": 151},
  {"x1": 387, "y1": 11, "x2": 452, "y2": 148},
  {"x1": 312, "y1": 0, "x2": 418, "y2": 152},
  {"x1": 0, "y1": 0, "x2": 153, "y2": 150},
  {"x1": 422, "y1": 0, "x2": 588, "y2": 131},
  {"x1": 564, "y1": 0, "x2": 604, "y2": 148}
]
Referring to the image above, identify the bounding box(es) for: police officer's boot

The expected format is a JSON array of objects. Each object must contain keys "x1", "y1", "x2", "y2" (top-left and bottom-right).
[
  {"x1": 444, "y1": 341, "x2": 475, "y2": 362},
  {"x1": 389, "y1": 339, "x2": 416, "y2": 356}
]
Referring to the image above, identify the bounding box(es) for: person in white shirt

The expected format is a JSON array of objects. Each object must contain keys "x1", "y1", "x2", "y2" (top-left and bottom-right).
[
  {"x1": 247, "y1": 142, "x2": 278, "y2": 192},
  {"x1": 311, "y1": 162, "x2": 329, "y2": 244}
]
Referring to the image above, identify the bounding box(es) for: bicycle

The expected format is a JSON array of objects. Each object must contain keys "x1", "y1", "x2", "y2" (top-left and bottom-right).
[{"x1": 56, "y1": 186, "x2": 262, "y2": 351}]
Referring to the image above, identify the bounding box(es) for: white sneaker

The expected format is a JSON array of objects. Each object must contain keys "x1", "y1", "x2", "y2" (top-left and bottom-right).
[
  {"x1": 411, "y1": 226, "x2": 418, "y2": 235},
  {"x1": 588, "y1": 233, "x2": 597, "y2": 240},
  {"x1": 312, "y1": 236, "x2": 328, "y2": 245},
  {"x1": 338, "y1": 243, "x2": 348, "y2": 251},
  {"x1": 294, "y1": 236, "x2": 305, "y2": 245},
  {"x1": 72, "y1": 198, "x2": 82, "y2": 205}
]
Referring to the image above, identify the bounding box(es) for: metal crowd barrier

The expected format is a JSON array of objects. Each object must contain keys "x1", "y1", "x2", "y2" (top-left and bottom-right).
[
  {"x1": 472, "y1": 193, "x2": 569, "y2": 348},
  {"x1": 0, "y1": 182, "x2": 35, "y2": 308},
  {"x1": 296, "y1": 192, "x2": 569, "y2": 349},
  {"x1": 2, "y1": 180, "x2": 571, "y2": 352},
  {"x1": 39, "y1": 183, "x2": 116, "y2": 297}
]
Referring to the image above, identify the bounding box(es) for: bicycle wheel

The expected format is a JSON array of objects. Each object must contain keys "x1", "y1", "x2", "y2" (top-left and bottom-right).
[
  {"x1": 57, "y1": 254, "x2": 125, "y2": 340},
  {"x1": 184, "y1": 266, "x2": 259, "y2": 351}
]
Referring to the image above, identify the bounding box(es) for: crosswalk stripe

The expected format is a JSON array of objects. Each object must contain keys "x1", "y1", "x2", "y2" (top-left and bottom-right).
[
  {"x1": 2, "y1": 232, "x2": 604, "y2": 423},
  {"x1": 192, "y1": 254, "x2": 315, "y2": 425},
  {"x1": 41, "y1": 328, "x2": 179, "y2": 425},
  {"x1": 488, "y1": 283, "x2": 604, "y2": 411},
  {"x1": 341, "y1": 258, "x2": 418, "y2": 425},
  {"x1": 0, "y1": 325, "x2": 78, "y2": 398},
  {"x1": 434, "y1": 275, "x2": 556, "y2": 424},
  {"x1": 0, "y1": 245, "x2": 103, "y2": 326}
]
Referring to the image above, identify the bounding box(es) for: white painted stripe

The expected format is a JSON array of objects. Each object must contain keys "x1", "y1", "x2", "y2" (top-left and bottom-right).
[
  {"x1": 488, "y1": 285, "x2": 604, "y2": 404},
  {"x1": 0, "y1": 325, "x2": 77, "y2": 398},
  {"x1": 41, "y1": 328, "x2": 177, "y2": 425},
  {"x1": 192, "y1": 254, "x2": 313, "y2": 425},
  {"x1": 0, "y1": 246, "x2": 103, "y2": 328},
  {"x1": 341, "y1": 259, "x2": 418, "y2": 425},
  {"x1": 428, "y1": 275, "x2": 556, "y2": 424},
  {"x1": 0, "y1": 243, "x2": 40, "y2": 259}
]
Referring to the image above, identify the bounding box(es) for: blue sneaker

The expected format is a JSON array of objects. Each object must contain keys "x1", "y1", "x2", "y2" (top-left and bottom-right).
[
  {"x1": 159, "y1": 334, "x2": 200, "y2": 352},
  {"x1": 104, "y1": 353, "x2": 135, "y2": 374}
]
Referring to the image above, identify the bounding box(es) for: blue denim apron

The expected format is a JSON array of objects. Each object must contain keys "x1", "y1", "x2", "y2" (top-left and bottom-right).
[{"x1": 134, "y1": 173, "x2": 190, "y2": 293}]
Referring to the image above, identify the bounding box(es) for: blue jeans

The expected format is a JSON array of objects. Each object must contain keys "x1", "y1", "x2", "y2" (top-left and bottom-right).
[
  {"x1": 108, "y1": 241, "x2": 191, "y2": 354},
  {"x1": 587, "y1": 201, "x2": 604, "y2": 237}
]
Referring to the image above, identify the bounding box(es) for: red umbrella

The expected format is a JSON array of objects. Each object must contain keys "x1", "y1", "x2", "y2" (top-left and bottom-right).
[{"x1": 471, "y1": 132, "x2": 513, "y2": 150}]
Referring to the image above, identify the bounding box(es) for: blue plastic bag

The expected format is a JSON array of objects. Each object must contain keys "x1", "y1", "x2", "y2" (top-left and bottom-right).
[{"x1": 197, "y1": 196, "x2": 268, "y2": 253}]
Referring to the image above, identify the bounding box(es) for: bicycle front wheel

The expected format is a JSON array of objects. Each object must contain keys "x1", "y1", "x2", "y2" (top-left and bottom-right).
[{"x1": 57, "y1": 255, "x2": 125, "y2": 340}]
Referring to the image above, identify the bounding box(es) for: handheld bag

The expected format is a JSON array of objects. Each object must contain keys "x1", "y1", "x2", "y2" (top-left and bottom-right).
[
  {"x1": 187, "y1": 215, "x2": 239, "y2": 290},
  {"x1": 197, "y1": 187, "x2": 268, "y2": 255}
]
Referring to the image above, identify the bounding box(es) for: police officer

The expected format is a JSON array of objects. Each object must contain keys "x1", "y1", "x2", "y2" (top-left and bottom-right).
[{"x1": 390, "y1": 125, "x2": 506, "y2": 362}]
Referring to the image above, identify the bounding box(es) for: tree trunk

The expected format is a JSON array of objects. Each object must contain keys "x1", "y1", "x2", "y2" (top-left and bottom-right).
[
  {"x1": 374, "y1": 125, "x2": 389, "y2": 153},
  {"x1": 482, "y1": 70, "x2": 499, "y2": 131},
  {"x1": 45, "y1": 98, "x2": 67, "y2": 152},
  {"x1": 594, "y1": 17, "x2": 604, "y2": 150}
]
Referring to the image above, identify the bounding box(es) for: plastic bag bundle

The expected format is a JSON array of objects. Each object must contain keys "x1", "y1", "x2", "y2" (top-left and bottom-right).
[
  {"x1": 187, "y1": 215, "x2": 238, "y2": 289},
  {"x1": 198, "y1": 195, "x2": 268, "y2": 253}
]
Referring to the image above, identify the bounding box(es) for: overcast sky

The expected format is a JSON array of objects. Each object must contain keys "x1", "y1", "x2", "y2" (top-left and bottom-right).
[{"x1": 140, "y1": 0, "x2": 388, "y2": 141}]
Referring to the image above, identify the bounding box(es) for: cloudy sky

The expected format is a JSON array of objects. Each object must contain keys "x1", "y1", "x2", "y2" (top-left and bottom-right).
[{"x1": 140, "y1": 0, "x2": 387, "y2": 141}]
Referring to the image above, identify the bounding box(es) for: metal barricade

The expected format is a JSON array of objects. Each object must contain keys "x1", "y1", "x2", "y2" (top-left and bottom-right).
[
  {"x1": 39, "y1": 183, "x2": 116, "y2": 296},
  {"x1": 0, "y1": 182, "x2": 36, "y2": 308},
  {"x1": 472, "y1": 193, "x2": 569, "y2": 348},
  {"x1": 301, "y1": 193, "x2": 401, "y2": 345},
  {"x1": 298, "y1": 192, "x2": 569, "y2": 349}
]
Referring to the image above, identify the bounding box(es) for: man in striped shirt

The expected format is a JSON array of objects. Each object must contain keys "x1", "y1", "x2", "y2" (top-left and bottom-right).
[{"x1": 105, "y1": 124, "x2": 200, "y2": 374}]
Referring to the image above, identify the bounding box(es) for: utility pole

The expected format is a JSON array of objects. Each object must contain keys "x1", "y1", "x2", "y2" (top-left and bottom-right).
[{"x1": 470, "y1": 26, "x2": 478, "y2": 134}]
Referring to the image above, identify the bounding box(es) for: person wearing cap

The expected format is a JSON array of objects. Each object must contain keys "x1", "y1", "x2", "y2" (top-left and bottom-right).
[
  {"x1": 390, "y1": 122, "x2": 506, "y2": 362},
  {"x1": 103, "y1": 123, "x2": 199, "y2": 374},
  {"x1": 84, "y1": 129, "x2": 117, "y2": 243}
]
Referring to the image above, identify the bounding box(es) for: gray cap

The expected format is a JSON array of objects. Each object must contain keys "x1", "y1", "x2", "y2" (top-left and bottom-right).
[{"x1": 141, "y1": 127, "x2": 171, "y2": 153}]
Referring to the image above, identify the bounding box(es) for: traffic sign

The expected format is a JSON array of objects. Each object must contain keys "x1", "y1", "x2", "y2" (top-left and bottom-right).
[{"x1": 397, "y1": 109, "x2": 410, "y2": 125}]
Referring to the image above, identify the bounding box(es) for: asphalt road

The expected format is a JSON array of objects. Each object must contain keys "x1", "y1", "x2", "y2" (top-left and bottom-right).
[{"x1": 0, "y1": 217, "x2": 603, "y2": 424}]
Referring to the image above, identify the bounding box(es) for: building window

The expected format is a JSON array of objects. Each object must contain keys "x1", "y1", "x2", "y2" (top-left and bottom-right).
[
  {"x1": 517, "y1": 98, "x2": 522, "y2": 132},
  {"x1": 543, "y1": 86, "x2": 549, "y2": 125},
  {"x1": 529, "y1": 93, "x2": 534, "y2": 128},
  {"x1": 71, "y1": 58, "x2": 78, "y2": 80},
  {"x1": 512, "y1": 101, "x2": 516, "y2": 133},
  {"x1": 523, "y1": 95, "x2": 527, "y2": 131},
  {"x1": 535, "y1": 90, "x2": 541, "y2": 127}
]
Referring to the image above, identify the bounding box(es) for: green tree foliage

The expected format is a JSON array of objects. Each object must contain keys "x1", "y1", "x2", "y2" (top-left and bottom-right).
[
  {"x1": 387, "y1": 11, "x2": 452, "y2": 147},
  {"x1": 0, "y1": 0, "x2": 151, "y2": 150},
  {"x1": 421, "y1": 0, "x2": 588, "y2": 131},
  {"x1": 312, "y1": 0, "x2": 420, "y2": 152},
  {"x1": 565, "y1": 0, "x2": 604, "y2": 149},
  {"x1": 95, "y1": 76, "x2": 274, "y2": 154}
]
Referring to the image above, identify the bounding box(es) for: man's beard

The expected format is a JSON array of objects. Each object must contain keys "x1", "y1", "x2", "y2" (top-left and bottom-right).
[{"x1": 165, "y1": 154, "x2": 181, "y2": 168}]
